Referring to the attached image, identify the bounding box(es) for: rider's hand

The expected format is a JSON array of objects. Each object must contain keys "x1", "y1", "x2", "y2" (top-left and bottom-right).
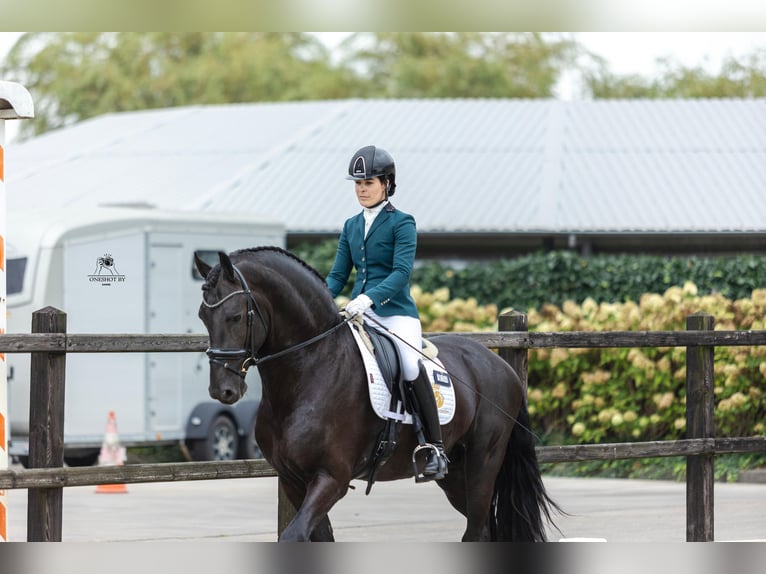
[{"x1": 345, "y1": 294, "x2": 373, "y2": 317}]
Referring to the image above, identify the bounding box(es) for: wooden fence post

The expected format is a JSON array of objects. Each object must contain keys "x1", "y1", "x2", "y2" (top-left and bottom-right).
[
  {"x1": 498, "y1": 310, "x2": 528, "y2": 395},
  {"x1": 27, "y1": 306, "x2": 67, "y2": 542},
  {"x1": 685, "y1": 312, "x2": 715, "y2": 542},
  {"x1": 277, "y1": 480, "x2": 296, "y2": 539}
]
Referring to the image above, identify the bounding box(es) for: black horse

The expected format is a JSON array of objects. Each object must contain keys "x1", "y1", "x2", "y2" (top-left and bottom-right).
[{"x1": 195, "y1": 247, "x2": 560, "y2": 541}]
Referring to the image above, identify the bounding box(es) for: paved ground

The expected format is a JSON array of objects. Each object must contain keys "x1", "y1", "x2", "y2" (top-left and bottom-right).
[{"x1": 6, "y1": 466, "x2": 766, "y2": 542}]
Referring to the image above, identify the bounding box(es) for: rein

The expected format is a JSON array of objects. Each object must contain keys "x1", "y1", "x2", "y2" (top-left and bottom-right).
[
  {"x1": 203, "y1": 263, "x2": 351, "y2": 376},
  {"x1": 252, "y1": 319, "x2": 352, "y2": 365}
]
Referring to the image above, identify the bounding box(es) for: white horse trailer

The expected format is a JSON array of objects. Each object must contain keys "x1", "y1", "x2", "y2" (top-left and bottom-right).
[{"x1": 6, "y1": 207, "x2": 284, "y2": 466}]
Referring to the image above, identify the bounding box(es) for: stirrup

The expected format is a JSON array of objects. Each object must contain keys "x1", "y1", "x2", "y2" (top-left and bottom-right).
[{"x1": 412, "y1": 443, "x2": 448, "y2": 483}]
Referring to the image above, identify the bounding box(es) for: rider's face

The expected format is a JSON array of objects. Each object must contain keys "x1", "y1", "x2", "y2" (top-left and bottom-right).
[{"x1": 354, "y1": 177, "x2": 387, "y2": 208}]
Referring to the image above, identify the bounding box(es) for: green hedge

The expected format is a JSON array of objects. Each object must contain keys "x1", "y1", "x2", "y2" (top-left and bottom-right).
[
  {"x1": 524, "y1": 287, "x2": 766, "y2": 480},
  {"x1": 412, "y1": 251, "x2": 766, "y2": 310},
  {"x1": 293, "y1": 240, "x2": 766, "y2": 309}
]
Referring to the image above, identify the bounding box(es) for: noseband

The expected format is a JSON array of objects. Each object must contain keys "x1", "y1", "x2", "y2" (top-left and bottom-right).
[{"x1": 202, "y1": 262, "x2": 352, "y2": 378}]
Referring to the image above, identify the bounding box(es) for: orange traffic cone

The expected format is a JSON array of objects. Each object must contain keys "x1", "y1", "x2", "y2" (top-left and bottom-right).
[{"x1": 95, "y1": 411, "x2": 128, "y2": 494}]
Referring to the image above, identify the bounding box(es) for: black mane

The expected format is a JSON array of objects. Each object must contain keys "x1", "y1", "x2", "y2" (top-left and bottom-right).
[{"x1": 202, "y1": 246, "x2": 327, "y2": 292}]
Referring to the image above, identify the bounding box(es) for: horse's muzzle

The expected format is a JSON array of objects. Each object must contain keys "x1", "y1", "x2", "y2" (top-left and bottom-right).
[{"x1": 209, "y1": 381, "x2": 247, "y2": 405}]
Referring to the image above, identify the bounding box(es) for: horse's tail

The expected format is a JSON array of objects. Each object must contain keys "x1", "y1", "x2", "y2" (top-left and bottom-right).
[{"x1": 490, "y1": 400, "x2": 562, "y2": 541}]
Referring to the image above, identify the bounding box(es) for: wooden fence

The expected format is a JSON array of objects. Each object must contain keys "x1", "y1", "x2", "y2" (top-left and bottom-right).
[{"x1": 1, "y1": 306, "x2": 766, "y2": 542}]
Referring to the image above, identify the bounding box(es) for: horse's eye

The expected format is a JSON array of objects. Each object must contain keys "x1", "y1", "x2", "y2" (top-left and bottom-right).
[{"x1": 226, "y1": 313, "x2": 242, "y2": 323}]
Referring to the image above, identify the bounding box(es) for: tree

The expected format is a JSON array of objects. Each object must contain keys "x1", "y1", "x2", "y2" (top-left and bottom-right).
[
  {"x1": 1, "y1": 32, "x2": 582, "y2": 138},
  {"x1": 341, "y1": 32, "x2": 578, "y2": 98},
  {"x1": 0, "y1": 32, "x2": 356, "y2": 138},
  {"x1": 583, "y1": 52, "x2": 766, "y2": 98}
]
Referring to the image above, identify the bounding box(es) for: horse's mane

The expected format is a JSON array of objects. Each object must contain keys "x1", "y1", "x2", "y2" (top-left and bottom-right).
[{"x1": 202, "y1": 246, "x2": 327, "y2": 292}]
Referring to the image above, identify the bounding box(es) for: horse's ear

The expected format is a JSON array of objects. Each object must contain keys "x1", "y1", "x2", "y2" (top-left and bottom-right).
[
  {"x1": 219, "y1": 251, "x2": 236, "y2": 282},
  {"x1": 194, "y1": 251, "x2": 212, "y2": 280}
]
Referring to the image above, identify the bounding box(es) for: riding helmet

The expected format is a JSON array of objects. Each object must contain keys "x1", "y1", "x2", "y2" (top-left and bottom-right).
[{"x1": 346, "y1": 145, "x2": 397, "y2": 196}]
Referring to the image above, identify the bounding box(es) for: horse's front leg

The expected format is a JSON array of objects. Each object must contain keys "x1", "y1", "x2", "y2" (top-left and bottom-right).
[{"x1": 278, "y1": 470, "x2": 348, "y2": 542}]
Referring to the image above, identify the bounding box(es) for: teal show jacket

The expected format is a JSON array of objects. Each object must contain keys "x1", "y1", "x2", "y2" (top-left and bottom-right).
[{"x1": 326, "y1": 202, "x2": 419, "y2": 319}]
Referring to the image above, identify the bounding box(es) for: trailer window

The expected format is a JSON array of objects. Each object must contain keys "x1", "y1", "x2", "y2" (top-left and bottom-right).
[
  {"x1": 8, "y1": 257, "x2": 27, "y2": 295},
  {"x1": 192, "y1": 250, "x2": 223, "y2": 280}
]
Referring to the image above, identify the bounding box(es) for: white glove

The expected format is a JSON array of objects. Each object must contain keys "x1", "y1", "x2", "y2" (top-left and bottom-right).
[{"x1": 345, "y1": 294, "x2": 373, "y2": 317}]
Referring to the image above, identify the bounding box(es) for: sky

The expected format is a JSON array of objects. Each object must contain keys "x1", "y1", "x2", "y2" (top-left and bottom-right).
[
  {"x1": 318, "y1": 32, "x2": 766, "y2": 76},
  {"x1": 576, "y1": 32, "x2": 766, "y2": 74},
  {"x1": 1, "y1": 31, "x2": 765, "y2": 142}
]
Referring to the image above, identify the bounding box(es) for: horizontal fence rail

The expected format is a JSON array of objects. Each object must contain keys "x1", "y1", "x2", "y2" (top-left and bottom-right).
[
  {"x1": 0, "y1": 460, "x2": 277, "y2": 489},
  {"x1": 3, "y1": 437, "x2": 766, "y2": 490},
  {"x1": 2, "y1": 307, "x2": 766, "y2": 542},
  {"x1": 0, "y1": 333, "x2": 209, "y2": 353},
  {"x1": 1, "y1": 329, "x2": 766, "y2": 354}
]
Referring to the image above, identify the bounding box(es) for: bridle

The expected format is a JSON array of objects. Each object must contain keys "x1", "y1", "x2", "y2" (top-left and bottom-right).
[
  {"x1": 202, "y1": 265, "x2": 265, "y2": 378},
  {"x1": 202, "y1": 263, "x2": 352, "y2": 378}
]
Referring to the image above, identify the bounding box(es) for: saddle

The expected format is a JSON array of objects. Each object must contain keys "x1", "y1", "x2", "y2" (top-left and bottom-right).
[{"x1": 347, "y1": 316, "x2": 453, "y2": 494}]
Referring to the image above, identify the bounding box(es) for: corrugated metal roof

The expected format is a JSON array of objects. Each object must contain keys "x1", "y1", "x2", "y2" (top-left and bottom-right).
[{"x1": 6, "y1": 98, "x2": 766, "y2": 234}]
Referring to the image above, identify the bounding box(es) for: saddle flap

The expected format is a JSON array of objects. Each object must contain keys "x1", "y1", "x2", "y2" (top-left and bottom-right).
[{"x1": 363, "y1": 324, "x2": 402, "y2": 394}]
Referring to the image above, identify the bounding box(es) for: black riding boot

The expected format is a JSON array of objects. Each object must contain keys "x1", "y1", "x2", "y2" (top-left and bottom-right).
[{"x1": 409, "y1": 362, "x2": 448, "y2": 479}]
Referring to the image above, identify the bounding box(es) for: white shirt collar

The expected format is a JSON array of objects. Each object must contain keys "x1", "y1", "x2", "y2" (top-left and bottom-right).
[
  {"x1": 363, "y1": 200, "x2": 388, "y2": 219},
  {"x1": 363, "y1": 200, "x2": 388, "y2": 237}
]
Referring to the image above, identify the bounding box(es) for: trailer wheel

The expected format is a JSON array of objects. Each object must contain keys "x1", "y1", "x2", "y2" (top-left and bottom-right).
[
  {"x1": 188, "y1": 415, "x2": 239, "y2": 461},
  {"x1": 239, "y1": 421, "x2": 263, "y2": 459},
  {"x1": 17, "y1": 451, "x2": 100, "y2": 468},
  {"x1": 65, "y1": 449, "x2": 100, "y2": 467}
]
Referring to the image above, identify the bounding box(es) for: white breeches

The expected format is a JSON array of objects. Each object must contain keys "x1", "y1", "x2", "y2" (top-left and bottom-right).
[{"x1": 365, "y1": 311, "x2": 423, "y2": 381}]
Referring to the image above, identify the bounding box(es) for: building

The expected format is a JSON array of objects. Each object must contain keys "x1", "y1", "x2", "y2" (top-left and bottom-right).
[{"x1": 6, "y1": 98, "x2": 766, "y2": 262}]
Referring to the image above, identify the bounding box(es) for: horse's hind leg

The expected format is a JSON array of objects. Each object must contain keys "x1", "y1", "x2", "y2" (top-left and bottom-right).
[
  {"x1": 278, "y1": 472, "x2": 347, "y2": 542},
  {"x1": 436, "y1": 466, "x2": 484, "y2": 539},
  {"x1": 435, "y1": 445, "x2": 469, "y2": 516},
  {"x1": 459, "y1": 440, "x2": 508, "y2": 541},
  {"x1": 434, "y1": 444, "x2": 495, "y2": 541}
]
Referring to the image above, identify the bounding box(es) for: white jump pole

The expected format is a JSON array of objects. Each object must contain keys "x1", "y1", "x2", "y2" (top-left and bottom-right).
[{"x1": 0, "y1": 80, "x2": 34, "y2": 542}]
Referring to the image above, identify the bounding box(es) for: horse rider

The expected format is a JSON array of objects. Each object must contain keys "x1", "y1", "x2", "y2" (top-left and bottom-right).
[{"x1": 326, "y1": 145, "x2": 449, "y2": 480}]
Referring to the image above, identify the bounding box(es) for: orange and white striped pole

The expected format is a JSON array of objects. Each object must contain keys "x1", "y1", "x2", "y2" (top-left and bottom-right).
[{"x1": 0, "y1": 81, "x2": 34, "y2": 542}]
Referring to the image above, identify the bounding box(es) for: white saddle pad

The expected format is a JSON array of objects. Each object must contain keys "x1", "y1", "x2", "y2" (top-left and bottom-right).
[{"x1": 348, "y1": 323, "x2": 456, "y2": 425}]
